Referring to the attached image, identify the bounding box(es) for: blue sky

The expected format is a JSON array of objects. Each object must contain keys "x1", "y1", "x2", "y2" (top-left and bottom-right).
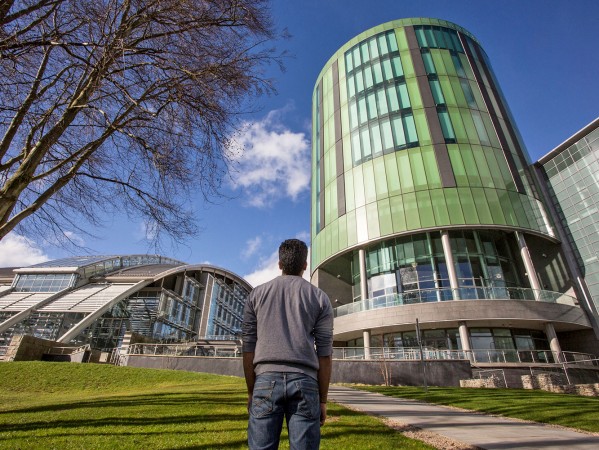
[{"x1": 2, "y1": 0, "x2": 598, "y2": 286}]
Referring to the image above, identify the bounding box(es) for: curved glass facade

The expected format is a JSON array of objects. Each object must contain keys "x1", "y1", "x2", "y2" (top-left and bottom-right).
[
  {"x1": 311, "y1": 18, "x2": 554, "y2": 271},
  {"x1": 309, "y1": 18, "x2": 594, "y2": 358}
]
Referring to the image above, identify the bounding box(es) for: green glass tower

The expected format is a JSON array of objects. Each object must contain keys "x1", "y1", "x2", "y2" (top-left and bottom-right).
[{"x1": 311, "y1": 18, "x2": 595, "y2": 360}]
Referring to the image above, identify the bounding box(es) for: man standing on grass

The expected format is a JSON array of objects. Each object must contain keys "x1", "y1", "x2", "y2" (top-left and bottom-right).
[{"x1": 242, "y1": 239, "x2": 334, "y2": 449}]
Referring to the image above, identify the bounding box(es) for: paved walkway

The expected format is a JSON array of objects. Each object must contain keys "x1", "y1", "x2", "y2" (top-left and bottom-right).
[{"x1": 329, "y1": 386, "x2": 599, "y2": 449}]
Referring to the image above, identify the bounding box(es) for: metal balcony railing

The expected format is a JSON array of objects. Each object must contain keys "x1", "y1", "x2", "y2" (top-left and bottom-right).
[
  {"x1": 334, "y1": 287, "x2": 577, "y2": 317},
  {"x1": 331, "y1": 347, "x2": 599, "y2": 366}
]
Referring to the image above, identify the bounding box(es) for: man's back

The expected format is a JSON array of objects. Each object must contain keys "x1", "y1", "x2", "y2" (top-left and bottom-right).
[{"x1": 242, "y1": 275, "x2": 333, "y2": 380}]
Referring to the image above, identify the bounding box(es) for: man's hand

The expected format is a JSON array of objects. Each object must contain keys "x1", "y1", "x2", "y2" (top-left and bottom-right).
[
  {"x1": 247, "y1": 395, "x2": 252, "y2": 414},
  {"x1": 320, "y1": 402, "x2": 327, "y2": 426}
]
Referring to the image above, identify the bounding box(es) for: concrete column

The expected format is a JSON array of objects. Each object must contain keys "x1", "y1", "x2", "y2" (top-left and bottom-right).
[
  {"x1": 458, "y1": 321, "x2": 472, "y2": 361},
  {"x1": 441, "y1": 231, "x2": 460, "y2": 300},
  {"x1": 545, "y1": 322, "x2": 563, "y2": 363},
  {"x1": 359, "y1": 248, "x2": 368, "y2": 303},
  {"x1": 363, "y1": 329, "x2": 371, "y2": 360},
  {"x1": 515, "y1": 232, "x2": 542, "y2": 299}
]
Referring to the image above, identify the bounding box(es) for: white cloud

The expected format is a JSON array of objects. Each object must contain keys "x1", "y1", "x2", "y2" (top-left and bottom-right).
[
  {"x1": 0, "y1": 234, "x2": 50, "y2": 267},
  {"x1": 241, "y1": 236, "x2": 262, "y2": 260},
  {"x1": 228, "y1": 108, "x2": 311, "y2": 207},
  {"x1": 63, "y1": 231, "x2": 85, "y2": 247},
  {"x1": 243, "y1": 250, "x2": 280, "y2": 287},
  {"x1": 243, "y1": 236, "x2": 312, "y2": 287}
]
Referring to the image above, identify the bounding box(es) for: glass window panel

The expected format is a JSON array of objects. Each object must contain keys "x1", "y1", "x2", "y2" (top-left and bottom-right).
[
  {"x1": 390, "y1": 195, "x2": 407, "y2": 231},
  {"x1": 443, "y1": 29, "x2": 455, "y2": 52},
  {"x1": 363, "y1": 161, "x2": 376, "y2": 203},
  {"x1": 361, "y1": 127, "x2": 372, "y2": 159},
  {"x1": 397, "y1": 152, "x2": 414, "y2": 192},
  {"x1": 430, "y1": 189, "x2": 450, "y2": 225},
  {"x1": 371, "y1": 123, "x2": 383, "y2": 155},
  {"x1": 382, "y1": 59, "x2": 394, "y2": 80},
  {"x1": 415, "y1": 27, "x2": 427, "y2": 47},
  {"x1": 471, "y1": 187, "x2": 493, "y2": 223},
  {"x1": 391, "y1": 55, "x2": 404, "y2": 77},
  {"x1": 460, "y1": 109, "x2": 480, "y2": 144},
  {"x1": 424, "y1": 27, "x2": 437, "y2": 48},
  {"x1": 358, "y1": 97, "x2": 368, "y2": 124},
  {"x1": 438, "y1": 109, "x2": 455, "y2": 140},
  {"x1": 378, "y1": 34, "x2": 389, "y2": 55},
  {"x1": 421, "y1": 145, "x2": 441, "y2": 188},
  {"x1": 353, "y1": 46, "x2": 361, "y2": 67},
  {"x1": 422, "y1": 50, "x2": 436, "y2": 74},
  {"x1": 345, "y1": 52, "x2": 353, "y2": 72},
  {"x1": 461, "y1": 145, "x2": 482, "y2": 187},
  {"x1": 413, "y1": 109, "x2": 431, "y2": 146},
  {"x1": 397, "y1": 83, "x2": 411, "y2": 108},
  {"x1": 439, "y1": 78, "x2": 456, "y2": 105},
  {"x1": 387, "y1": 85, "x2": 400, "y2": 112},
  {"x1": 349, "y1": 101, "x2": 358, "y2": 129},
  {"x1": 347, "y1": 74, "x2": 356, "y2": 98},
  {"x1": 373, "y1": 157, "x2": 388, "y2": 198},
  {"x1": 409, "y1": 149, "x2": 428, "y2": 189},
  {"x1": 378, "y1": 198, "x2": 393, "y2": 236},
  {"x1": 352, "y1": 131, "x2": 361, "y2": 164},
  {"x1": 369, "y1": 38, "x2": 379, "y2": 58},
  {"x1": 364, "y1": 66, "x2": 374, "y2": 89},
  {"x1": 458, "y1": 187, "x2": 479, "y2": 223},
  {"x1": 450, "y1": 78, "x2": 467, "y2": 107},
  {"x1": 372, "y1": 61, "x2": 383, "y2": 84},
  {"x1": 388, "y1": 31, "x2": 398, "y2": 52},
  {"x1": 360, "y1": 41, "x2": 370, "y2": 63},
  {"x1": 353, "y1": 166, "x2": 366, "y2": 207},
  {"x1": 403, "y1": 114, "x2": 418, "y2": 143},
  {"x1": 430, "y1": 79, "x2": 445, "y2": 104},
  {"x1": 366, "y1": 92, "x2": 377, "y2": 119},
  {"x1": 376, "y1": 88, "x2": 388, "y2": 115},
  {"x1": 484, "y1": 188, "x2": 507, "y2": 224},
  {"x1": 392, "y1": 116, "x2": 406, "y2": 147},
  {"x1": 471, "y1": 145, "x2": 494, "y2": 188},
  {"x1": 403, "y1": 192, "x2": 421, "y2": 229},
  {"x1": 472, "y1": 110, "x2": 490, "y2": 145},
  {"x1": 416, "y1": 191, "x2": 435, "y2": 227},
  {"x1": 433, "y1": 27, "x2": 446, "y2": 49},
  {"x1": 448, "y1": 145, "x2": 468, "y2": 185},
  {"x1": 460, "y1": 79, "x2": 477, "y2": 108},
  {"x1": 445, "y1": 189, "x2": 465, "y2": 224},
  {"x1": 451, "y1": 33, "x2": 463, "y2": 52},
  {"x1": 452, "y1": 53, "x2": 466, "y2": 77},
  {"x1": 381, "y1": 118, "x2": 394, "y2": 151},
  {"x1": 384, "y1": 153, "x2": 401, "y2": 194},
  {"x1": 448, "y1": 108, "x2": 467, "y2": 141},
  {"x1": 355, "y1": 70, "x2": 364, "y2": 92}
]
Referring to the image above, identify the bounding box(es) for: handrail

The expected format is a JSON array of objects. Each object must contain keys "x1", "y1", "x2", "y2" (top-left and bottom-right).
[
  {"x1": 127, "y1": 342, "x2": 241, "y2": 358},
  {"x1": 331, "y1": 347, "x2": 598, "y2": 365},
  {"x1": 334, "y1": 287, "x2": 577, "y2": 317}
]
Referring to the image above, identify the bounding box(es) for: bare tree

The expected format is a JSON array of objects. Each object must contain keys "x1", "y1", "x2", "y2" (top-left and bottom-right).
[{"x1": 0, "y1": 0, "x2": 280, "y2": 247}]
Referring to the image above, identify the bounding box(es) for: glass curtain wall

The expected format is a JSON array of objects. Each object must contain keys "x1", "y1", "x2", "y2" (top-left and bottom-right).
[{"x1": 351, "y1": 230, "x2": 524, "y2": 301}]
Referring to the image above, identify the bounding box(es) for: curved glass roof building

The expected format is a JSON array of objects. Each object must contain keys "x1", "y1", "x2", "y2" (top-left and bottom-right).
[
  {"x1": 0, "y1": 255, "x2": 252, "y2": 354},
  {"x1": 311, "y1": 18, "x2": 596, "y2": 361}
]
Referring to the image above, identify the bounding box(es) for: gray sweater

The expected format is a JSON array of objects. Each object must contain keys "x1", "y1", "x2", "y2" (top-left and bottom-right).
[{"x1": 241, "y1": 275, "x2": 334, "y2": 380}]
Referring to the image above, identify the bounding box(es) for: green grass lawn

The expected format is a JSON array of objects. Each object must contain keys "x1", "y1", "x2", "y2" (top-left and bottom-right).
[
  {"x1": 0, "y1": 362, "x2": 432, "y2": 449},
  {"x1": 359, "y1": 385, "x2": 599, "y2": 433}
]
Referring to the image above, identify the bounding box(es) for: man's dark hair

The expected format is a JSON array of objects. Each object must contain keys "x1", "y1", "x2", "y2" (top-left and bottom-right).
[{"x1": 279, "y1": 239, "x2": 308, "y2": 276}]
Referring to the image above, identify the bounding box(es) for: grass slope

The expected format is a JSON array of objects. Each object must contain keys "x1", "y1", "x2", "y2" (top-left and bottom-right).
[
  {"x1": 0, "y1": 362, "x2": 431, "y2": 449},
  {"x1": 360, "y1": 385, "x2": 599, "y2": 433}
]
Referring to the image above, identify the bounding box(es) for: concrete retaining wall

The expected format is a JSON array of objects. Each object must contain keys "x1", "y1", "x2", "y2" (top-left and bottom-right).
[{"x1": 125, "y1": 355, "x2": 472, "y2": 387}]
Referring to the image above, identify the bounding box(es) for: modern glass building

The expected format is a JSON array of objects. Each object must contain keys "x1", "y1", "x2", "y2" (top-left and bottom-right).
[
  {"x1": 534, "y1": 118, "x2": 599, "y2": 351},
  {"x1": 311, "y1": 18, "x2": 597, "y2": 362},
  {"x1": 0, "y1": 255, "x2": 252, "y2": 353}
]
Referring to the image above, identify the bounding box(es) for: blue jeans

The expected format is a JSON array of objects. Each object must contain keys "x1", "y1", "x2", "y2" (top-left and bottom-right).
[{"x1": 248, "y1": 372, "x2": 321, "y2": 450}]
